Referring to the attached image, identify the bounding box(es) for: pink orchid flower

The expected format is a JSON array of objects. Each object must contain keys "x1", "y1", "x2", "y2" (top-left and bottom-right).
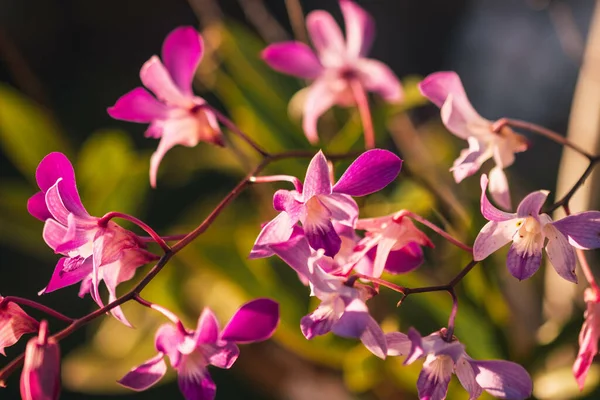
[
  {"x1": 574, "y1": 288, "x2": 600, "y2": 390},
  {"x1": 27, "y1": 153, "x2": 158, "y2": 326},
  {"x1": 262, "y1": 0, "x2": 402, "y2": 147},
  {"x1": 20, "y1": 321, "x2": 61, "y2": 400},
  {"x1": 119, "y1": 299, "x2": 279, "y2": 400},
  {"x1": 250, "y1": 149, "x2": 402, "y2": 259},
  {"x1": 0, "y1": 296, "x2": 39, "y2": 355},
  {"x1": 386, "y1": 328, "x2": 532, "y2": 400},
  {"x1": 419, "y1": 71, "x2": 528, "y2": 210},
  {"x1": 473, "y1": 175, "x2": 600, "y2": 282},
  {"x1": 108, "y1": 26, "x2": 223, "y2": 187}
]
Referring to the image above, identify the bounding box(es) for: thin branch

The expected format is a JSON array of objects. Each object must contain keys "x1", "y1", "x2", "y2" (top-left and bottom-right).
[
  {"x1": 545, "y1": 157, "x2": 600, "y2": 213},
  {"x1": 404, "y1": 211, "x2": 473, "y2": 253},
  {"x1": 99, "y1": 212, "x2": 171, "y2": 253},
  {"x1": 0, "y1": 297, "x2": 73, "y2": 323}
]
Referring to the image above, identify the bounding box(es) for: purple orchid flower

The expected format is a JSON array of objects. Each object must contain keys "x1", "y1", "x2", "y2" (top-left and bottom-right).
[
  {"x1": 386, "y1": 328, "x2": 532, "y2": 400},
  {"x1": 262, "y1": 0, "x2": 402, "y2": 147},
  {"x1": 419, "y1": 71, "x2": 528, "y2": 210},
  {"x1": 27, "y1": 153, "x2": 158, "y2": 326},
  {"x1": 108, "y1": 26, "x2": 223, "y2": 187},
  {"x1": 250, "y1": 149, "x2": 402, "y2": 259},
  {"x1": 20, "y1": 321, "x2": 61, "y2": 400},
  {"x1": 0, "y1": 296, "x2": 39, "y2": 356},
  {"x1": 473, "y1": 174, "x2": 600, "y2": 282},
  {"x1": 574, "y1": 288, "x2": 600, "y2": 390},
  {"x1": 118, "y1": 299, "x2": 279, "y2": 400}
]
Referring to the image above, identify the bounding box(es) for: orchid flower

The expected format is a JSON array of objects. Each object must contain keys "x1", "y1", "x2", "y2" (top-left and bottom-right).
[
  {"x1": 262, "y1": 0, "x2": 402, "y2": 147},
  {"x1": 20, "y1": 321, "x2": 61, "y2": 400},
  {"x1": 386, "y1": 328, "x2": 532, "y2": 400},
  {"x1": 473, "y1": 174, "x2": 600, "y2": 282},
  {"x1": 0, "y1": 296, "x2": 39, "y2": 355},
  {"x1": 250, "y1": 149, "x2": 402, "y2": 259},
  {"x1": 27, "y1": 153, "x2": 158, "y2": 326},
  {"x1": 108, "y1": 26, "x2": 223, "y2": 187},
  {"x1": 353, "y1": 210, "x2": 433, "y2": 278},
  {"x1": 119, "y1": 299, "x2": 279, "y2": 400},
  {"x1": 419, "y1": 71, "x2": 528, "y2": 209},
  {"x1": 574, "y1": 288, "x2": 600, "y2": 390}
]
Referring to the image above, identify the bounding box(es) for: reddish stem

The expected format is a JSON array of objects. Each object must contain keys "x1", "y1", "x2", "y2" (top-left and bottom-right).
[
  {"x1": 139, "y1": 233, "x2": 188, "y2": 243},
  {"x1": 350, "y1": 79, "x2": 375, "y2": 149},
  {"x1": 404, "y1": 211, "x2": 473, "y2": 253},
  {"x1": 0, "y1": 296, "x2": 73, "y2": 323},
  {"x1": 250, "y1": 174, "x2": 303, "y2": 192},
  {"x1": 99, "y1": 212, "x2": 171, "y2": 253}
]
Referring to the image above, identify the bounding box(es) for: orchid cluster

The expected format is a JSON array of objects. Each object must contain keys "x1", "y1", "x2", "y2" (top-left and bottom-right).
[{"x1": 2, "y1": 1, "x2": 600, "y2": 400}]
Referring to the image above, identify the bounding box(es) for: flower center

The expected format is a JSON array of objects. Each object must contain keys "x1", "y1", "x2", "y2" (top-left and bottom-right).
[
  {"x1": 304, "y1": 197, "x2": 331, "y2": 229},
  {"x1": 513, "y1": 216, "x2": 543, "y2": 256},
  {"x1": 427, "y1": 354, "x2": 455, "y2": 383}
]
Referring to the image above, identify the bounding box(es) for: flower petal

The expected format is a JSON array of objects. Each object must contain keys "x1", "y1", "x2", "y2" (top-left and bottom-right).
[
  {"x1": 340, "y1": 0, "x2": 375, "y2": 58},
  {"x1": 306, "y1": 10, "x2": 345, "y2": 65},
  {"x1": 506, "y1": 244, "x2": 542, "y2": 281},
  {"x1": 107, "y1": 87, "x2": 170, "y2": 122},
  {"x1": 207, "y1": 342, "x2": 239, "y2": 369},
  {"x1": 118, "y1": 353, "x2": 167, "y2": 392},
  {"x1": 516, "y1": 189, "x2": 549, "y2": 218},
  {"x1": 303, "y1": 151, "x2": 332, "y2": 200},
  {"x1": 404, "y1": 327, "x2": 425, "y2": 365},
  {"x1": 140, "y1": 56, "x2": 191, "y2": 108},
  {"x1": 249, "y1": 211, "x2": 298, "y2": 259},
  {"x1": 41, "y1": 219, "x2": 68, "y2": 251},
  {"x1": 472, "y1": 360, "x2": 533, "y2": 399},
  {"x1": 0, "y1": 302, "x2": 38, "y2": 356},
  {"x1": 302, "y1": 78, "x2": 338, "y2": 143},
  {"x1": 473, "y1": 220, "x2": 517, "y2": 261},
  {"x1": 27, "y1": 192, "x2": 51, "y2": 222},
  {"x1": 455, "y1": 358, "x2": 483, "y2": 399},
  {"x1": 359, "y1": 314, "x2": 387, "y2": 359},
  {"x1": 479, "y1": 174, "x2": 515, "y2": 222},
  {"x1": 155, "y1": 323, "x2": 185, "y2": 367},
  {"x1": 304, "y1": 217, "x2": 341, "y2": 257},
  {"x1": 193, "y1": 308, "x2": 220, "y2": 345},
  {"x1": 385, "y1": 243, "x2": 425, "y2": 274},
  {"x1": 178, "y1": 370, "x2": 215, "y2": 400},
  {"x1": 451, "y1": 137, "x2": 486, "y2": 183},
  {"x1": 333, "y1": 149, "x2": 402, "y2": 196},
  {"x1": 544, "y1": 223, "x2": 577, "y2": 283},
  {"x1": 42, "y1": 257, "x2": 93, "y2": 294},
  {"x1": 417, "y1": 354, "x2": 453, "y2": 400},
  {"x1": 268, "y1": 228, "x2": 312, "y2": 279},
  {"x1": 356, "y1": 59, "x2": 402, "y2": 102},
  {"x1": 331, "y1": 298, "x2": 369, "y2": 338},
  {"x1": 221, "y1": 298, "x2": 279, "y2": 343},
  {"x1": 385, "y1": 332, "x2": 412, "y2": 357},
  {"x1": 161, "y1": 26, "x2": 203, "y2": 97},
  {"x1": 262, "y1": 42, "x2": 323, "y2": 79},
  {"x1": 300, "y1": 306, "x2": 336, "y2": 339},
  {"x1": 488, "y1": 166, "x2": 511, "y2": 211},
  {"x1": 20, "y1": 332, "x2": 61, "y2": 400},
  {"x1": 552, "y1": 211, "x2": 600, "y2": 249}
]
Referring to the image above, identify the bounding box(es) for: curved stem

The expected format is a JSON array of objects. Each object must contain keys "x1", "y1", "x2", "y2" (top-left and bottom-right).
[
  {"x1": 139, "y1": 233, "x2": 188, "y2": 243},
  {"x1": 0, "y1": 296, "x2": 73, "y2": 323},
  {"x1": 250, "y1": 174, "x2": 303, "y2": 192},
  {"x1": 99, "y1": 212, "x2": 171, "y2": 253},
  {"x1": 404, "y1": 211, "x2": 473, "y2": 253},
  {"x1": 545, "y1": 157, "x2": 600, "y2": 213},
  {"x1": 445, "y1": 290, "x2": 459, "y2": 341},
  {"x1": 350, "y1": 79, "x2": 375, "y2": 149}
]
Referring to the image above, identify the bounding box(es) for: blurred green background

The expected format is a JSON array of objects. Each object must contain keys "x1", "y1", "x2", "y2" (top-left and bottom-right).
[{"x1": 1, "y1": 0, "x2": 599, "y2": 399}]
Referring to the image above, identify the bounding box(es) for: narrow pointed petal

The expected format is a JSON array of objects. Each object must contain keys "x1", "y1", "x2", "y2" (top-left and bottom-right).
[
  {"x1": 451, "y1": 137, "x2": 486, "y2": 183},
  {"x1": 262, "y1": 42, "x2": 323, "y2": 79},
  {"x1": 356, "y1": 59, "x2": 402, "y2": 102},
  {"x1": 372, "y1": 234, "x2": 397, "y2": 278},
  {"x1": 44, "y1": 180, "x2": 70, "y2": 225},
  {"x1": 544, "y1": 224, "x2": 577, "y2": 283},
  {"x1": 269, "y1": 229, "x2": 312, "y2": 278},
  {"x1": 0, "y1": 302, "x2": 39, "y2": 356},
  {"x1": 20, "y1": 327, "x2": 61, "y2": 400},
  {"x1": 506, "y1": 245, "x2": 542, "y2": 281},
  {"x1": 178, "y1": 372, "x2": 215, "y2": 400},
  {"x1": 488, "y1": 166, "x2": 511, "y2": 211},
  {"x1": 140, "y1": 56, "x2": 190, "y2": 107},
  {"x1": 207, "y1": 342, "x2": 239, "y2": 369},
  {"x1": 455, "y1": 358, "x2": 483, "y2": 399},
  {"x1": 340, "y1": 0, "x2": 375, "y2": 57},
  {"x1": 302, "y1": 78, "x2": 338, "y2": 143},
  {"x1": 221, "y1": 298, "x2": 279, "y2": 343},
  {"x1": 193, "y1": 308, "x2": 220, "y2": 345},
  {"x1": 385, "y1": 332, "x2": 412, "y2": 357},
  {"x1": 359, "y1": 315, "x2": 387, "y2": 359},
  {"x1": 333, "y1": 149, "x2": 402, "y2": 196},
  {"x1": 516, "y1": 189, "x2": 550, "y2": 218},
  {"x1": 27, "y1": 192, "x2": 51, "y2": 221},
  {"x1": 156, "y1": 324, "x2": 185, "y2": 367},
  {"x1": 552, "y1": 211, "x2": 600, "y2": 249},
  {"x1": 118, "y1": 353, "x2": 167, "y2": 391},
  {"x1": 43, "y1": 257, "x2": 93, "y2": 294},
  {"x1": 304, "y1": 218, "x2": 341, "y2": 257},
  {"x1": 107, "y1": 87, "x2": 170, "y2": 122},
  {"x1": 162, "y1": 27, "x2": 203, "y2": 96},
  {"x1": 249, "y1": 211, "x2": 298, "y2": 259},
  {"x1": 472, "y1": 360, "x2": 533, "y2": 399},
  {"x1": 479, "y1": 175, "x2": 515, "y2": 222},
  {"x1": 306, "y1": 10, "x2": 345, "y2": 63},
  {"x1": 473, "y1": 220, "x2": 516, "y2": 261},
  {"x1": 404, "y1": 328, "x2": 425, "y2": 365},
  {"x1": 303, "y1": 151, "x2": 332, "y2": 199}
]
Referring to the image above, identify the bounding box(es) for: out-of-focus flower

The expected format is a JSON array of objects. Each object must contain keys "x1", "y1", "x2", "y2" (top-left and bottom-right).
[
  {"x1": 386, "y1": 327, "x2": 532, "y2": 400},
  {"x1": 473, "y1": 174, "x2": 600, "y2": 282},
  {"x1": 108, "y1": 26, "x2": 223, "y2": 187},
  {"x1": 574, "y1": 288, "x2": 600, "y2": 390},
  {"x1": 262, "y1": 0, "x2": 402, "y2": 146},
  {"x1": 20, "y1": 321, "x2": 61, "y2": 400},
  {"x1": 119, "y1": 299, "x2": 279, "y2": 400},
  {"x1": 27, "y1": 153, "x2": 158, "y2": 325},
  {"x1": 250, "y1": 149, "x2": 402, "y2": 258},
  {"x1": 0, "y1": 296, "x2": 38, "y2": 356},
  {"x1": 419, "y1": 71, "x2": 528, "y2": 210}
]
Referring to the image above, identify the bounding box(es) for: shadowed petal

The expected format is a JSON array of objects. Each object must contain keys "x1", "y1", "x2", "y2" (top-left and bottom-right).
[
  {"x1": 249, "y1": 211, "x2": 298, "y2": 259},
  {"x1": 473, "y1": 220, "x2": 516, "y2": 261},
  {"x1": 552, "y1": 211, "x2": 600, "y2": 249},
  {"x1": 20, "y1": 332, "x2": 61, "y2": 400},
  {"x1": 262, "y1": 42, "x2": 323, "y2": 79},
  {"x1": 516, "y1": 189, "x2": 549, "y2": 218},
  {"x1": 417, "y1": 354, "x2": 453, "y2": 400},
  {"x1": 340, "y1": 0, "x2": 375, "y2": 57},
  {"x1": 489, "y1": 166, "x2": 511, "y2": 211},
  {"x1": 302, "y1": 78, "x2": 338, "y2": 143},
  {"x1": 118, "y1": 353, "x2": 167, "y2": 392},
  {"x1": 42, "y1": 219, "x2": 68, "y2": 251},
  {"x1": 269, "y1": 229, "x2": 312, "y2": 278},
  {"x1": 0, "y1": 301, "x2": 39, "y2": 356},
  {"x1": 301, "y1": 306, "x2": 336, "y2": 339},
  {"x1": 221, "y1": 299, "x2": 279, "y2": 343},
  {"x1": 306, "y1": 10, "x2": 345, "y2": 64},
  {"x1": 303, "y1": 151, "x2": 332, "y2": 199},
  {"x1": 404, "y1": 328, "x2": 425, "y2": 365},
  {"x1": 506, "y1": 245, "x2": 542, "y2": 281},
  {"x1": 331, "y1": 298, "x2": 370, "y2": 340},
  {"x1": 319, "y1": 193, "x2": 358, "y2": 227},
  {"x1": 140, "y1": 56, "x2": 190, "y2": 107},
  {"x1": 359, "y1": 315, "x2": 387, "y2": 359},
  {"x1": 385, "y1": 243, "x2": 425, "y2": 274},
  {"x1": 178, "y1": 371, "x2": 215, "y2": 400},
  {"x1": 472, "y1": 360, "x2": 533, "y2": 399},
  {"x1": 27, "y1": 192, "x2": 51, "y2": 221},
  {"x1": 193, "y1": 308, "x2": 220, "y2": 345},
  {"x1": 333, "y1": 149, "x2": 402, "y2": 196},
  {"x1": 162, "y1": 27, "x2": 203, "y2": 96},
  {"x1": 455, "y1": 358, "x2": 483, "y2": 399},
  {"x1": 544, "y1": 224, "x2": 577, "y2": 283},
  {"x1": 356, "y1": 59, "x2": 402, "y2": 102},
  {"x1": 156, "y1": 324, "x2": 185, "y2": 368},
  {"x1": 207, "y1": 342, "x2": 239, "y2": 369},
  {"x1": 107, "y1": 87, "x2": 170, "y2": 122},
  {"x1": 451, "y1": 137, "x2": 486, "y2": 183},
  {"x1": 44, "y1": 180, "x2": 70, "y2": 225},
  {"x1": 43, "y1": 257, "x2": 93, "y2": 294},
  {"x1": 385, "y1": 332, "x2": 412, "y2": 357},
  {"x1": 304, "y1": 217, "x2": 341, "y2": 257},
  {"x1": 479, "y1": 175, "x2": 515, "y2": 222}
]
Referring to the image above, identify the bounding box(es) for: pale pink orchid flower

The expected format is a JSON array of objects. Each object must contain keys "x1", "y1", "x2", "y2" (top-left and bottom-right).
[
  {"x1": 262, "y1": 0, "x2": 402, "y2": 148},
  {"x1": 20, "y1": 321, "x2": 61, "y2": 400},
  {"x1": 574, "y1": 288, "x2": 600, "y2": 390},
  {"x1": 108, "y1": 26, "x2": 223, "y2": 187},
  {"x1": 0, "y1": 296, "x2": 39, "y2": 356},
  {"x1": 419, "y1": 71, "x2": 528, "y2": 210}
]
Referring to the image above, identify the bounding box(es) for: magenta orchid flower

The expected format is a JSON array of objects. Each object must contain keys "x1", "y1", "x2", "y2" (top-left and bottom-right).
[
  {"x1": 119, "y1": 299, "x2": 279, "y2": 400},
  {"x1": 386, "y1": 328, "x2": 532, "y2": 400},
  {"x1": 27, "y1": 153, "x2": 158, "y2": 326},
  {"x1": 353, "y1": 210, "x2": 433, "y2": 278},
  {"x1": 419, "y1": 71, "x2": 528, "y2": 209},
  {"x1": 20, "y1": 321, "x2": 61, "y2": 400},
  {"x1": 262, "y1": 0, "x2": 402, "y2": 147},
  {"x1": 574, "y1": 288, "x2": 600, "y2": 390},
  {"x1": 0, "y1": 296, "x2": 39, "y2": 356},
  {"x1": 108, "y1": 26, "x2": 223, "y2": 187},
  {"x1": 474, "y1": 174, "x2": 600, "y2": 282},
  {"x1": 250, "y1": 149, "x2": 402, "y2": 259}
]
